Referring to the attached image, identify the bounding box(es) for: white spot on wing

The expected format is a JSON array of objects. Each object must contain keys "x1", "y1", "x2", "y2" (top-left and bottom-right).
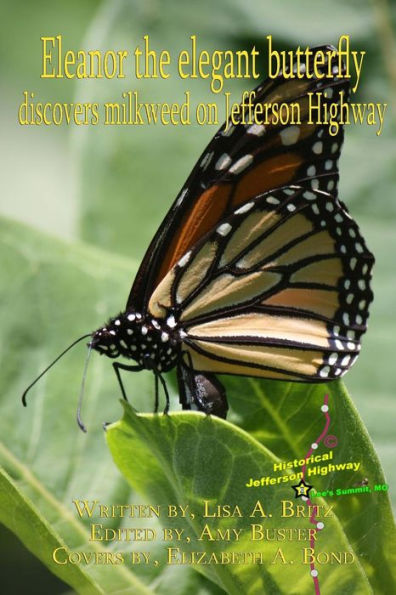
[
  {"x1": 307, "y1": 165, "x2": 316, "y2": 176},
  {"x1": 222, "y1": 124, "x2": 235, "y2": 137},
  {"x1": 229, "y1": 155, "x2": 253, "y2": 174},
  {"x1": 311, "y1": 179, "x2": 319, "y2": 190},
  {"x1": 215, "y1": 153, "x2": 232, "y2": 171},
  {"x1": 280, "y1": 125, "x2": 300, "y2": 146},
  {"x1": 167, "y1": 315, "x2": 177, "y2": 328},
  {"x1": 328, "y1": 353, "x2": 337, "y2": 365},
  {"x1": 235, "y1": 201, "x2": 254, "y2": 215},
  {"x1": 178, "y1": 251, "x2": 192, "y2": 267},
  {"x1": 217, "y1": 223, "x2": 232, "y2": 236},
  {"x1": 247, "y1": 123, "x2": 266, "y2": 136},
  {"x1": 341, "y1": 355, "x2": 351, "y2": 367},
  {"x1": 358, "y1": 279, "x2": 366, "y2": 290},
  {"x1": 200, "y1": 151, "x2": 214, "y2": 170},
  {"x1": 266, "y1": 196, "x2": 280, "y2": 205},
  {"x1": 294, "y1": 62, "x2": 306, "y2": 74},
  {"x1": 312, "y1": 141, "x2": 323, "y2": 154},
  {"x1": 319, "y1": 366, "x2": 330, "y2": 378},
  {"x1": 176, "y1": 188, "x2": 188, "y2": 206}
]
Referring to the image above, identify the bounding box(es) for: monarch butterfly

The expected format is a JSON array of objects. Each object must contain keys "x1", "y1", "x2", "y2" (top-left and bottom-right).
[{"x1": 23, "y1": 44, "x2": 374, "y2": 430}]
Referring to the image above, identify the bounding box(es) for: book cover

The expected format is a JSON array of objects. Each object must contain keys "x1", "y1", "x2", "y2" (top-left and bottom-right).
[{"x1": 1, "y1": 1, "x2": 395, "y2": 593}]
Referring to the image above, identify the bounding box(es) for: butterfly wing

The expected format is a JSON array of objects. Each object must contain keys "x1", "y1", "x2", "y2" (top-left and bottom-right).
[
  {"x1": 148, "y1": 186, "x2": 374, "y2": 381},
  {"x1": 128, "y1": 45, "x2": 349, "y2": 311}
]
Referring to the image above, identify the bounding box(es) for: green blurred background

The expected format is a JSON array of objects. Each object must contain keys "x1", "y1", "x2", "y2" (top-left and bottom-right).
[{"x1": 1, "y1": 0, "x2": 395, "y2": 592}]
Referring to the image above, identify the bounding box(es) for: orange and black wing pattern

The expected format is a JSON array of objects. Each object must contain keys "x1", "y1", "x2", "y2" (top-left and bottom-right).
[
  {"x1": 148, "y1": 185, "x2": 374, "y2": 381},
  {"x1": 128, "y1": 44, "x2": 349, "y2": 311},
  {"x1": 127, "y1": 43, "x2": 374, "y2": 383}
]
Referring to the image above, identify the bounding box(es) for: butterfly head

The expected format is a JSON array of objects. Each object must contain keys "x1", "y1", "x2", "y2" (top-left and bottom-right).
[
  {"x1": 91, "y1": 311, "x2": 181, "y2": 372},
  {"x1": 91, "y1": 325, "x2": 122, "y2": 358}
]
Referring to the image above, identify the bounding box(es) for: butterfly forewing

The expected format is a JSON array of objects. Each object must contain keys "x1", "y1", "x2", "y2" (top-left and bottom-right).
[
  {"x1": 128, "y1": 45, "x2": 349, "y2": 311},
  {"x1": 148, "y1": 186, "x2": 374, "y2": 382}
]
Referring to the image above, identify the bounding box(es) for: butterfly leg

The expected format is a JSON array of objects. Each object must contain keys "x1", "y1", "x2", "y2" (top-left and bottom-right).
[
  {"x1": 112, "y1": 361, "x2": 143, "y2": 401},
  {"x1": 177, "y1": 364, "x2": 192, "y2": 411},
  {"x1": 154, "y1": 373, "x2": 159, "y2": 413},
  {"x1": 157, "y1": 374, "x2": 170, "y2": 415}
]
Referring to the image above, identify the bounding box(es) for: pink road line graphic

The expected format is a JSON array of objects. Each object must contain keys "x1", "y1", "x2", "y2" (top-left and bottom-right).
[{"x1": 301, "y1": 393, "x2": 331, "y2": 595}]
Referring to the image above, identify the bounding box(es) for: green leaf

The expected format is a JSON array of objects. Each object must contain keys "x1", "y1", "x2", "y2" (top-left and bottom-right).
[
  {"x1": 0, "y1": 460, "x2": 149, "y2": 595},
  {"x1": 0, "y1": 217, "x2": 218, "y2": 594},
  {"x1": 107, "y1": 386, "x2": 396, "y2": 594},
  {"x1": 227, "y1": 377, "x2": 396, "y2": 590}
]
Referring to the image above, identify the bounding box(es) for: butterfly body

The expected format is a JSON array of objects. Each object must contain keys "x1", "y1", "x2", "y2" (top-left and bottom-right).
[{"x1": 92, "y1": 310, "x2": 229, "y2": 417}]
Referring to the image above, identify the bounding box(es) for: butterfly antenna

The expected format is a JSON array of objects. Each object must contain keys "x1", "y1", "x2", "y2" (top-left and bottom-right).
[
  {"x1": 22, "y1": 334, "x2": 92, "y2": 407},
  {"x1": 76, "y1": 342, "x2": 93, "y2": 433}
]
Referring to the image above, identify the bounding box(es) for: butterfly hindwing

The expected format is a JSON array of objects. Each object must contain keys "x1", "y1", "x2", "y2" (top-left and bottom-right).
[
  {"x1": 128, "y1": 45, "x2": 349, "y2": 311},
  {"x1": 148, "y1": 186, "x2": 374, "y2": 382}
]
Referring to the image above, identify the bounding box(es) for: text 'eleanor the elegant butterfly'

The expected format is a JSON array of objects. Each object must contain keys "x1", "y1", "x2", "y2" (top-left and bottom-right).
[{"x1": 23, "y1": 44, "x2": 374, "y2": 430}]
